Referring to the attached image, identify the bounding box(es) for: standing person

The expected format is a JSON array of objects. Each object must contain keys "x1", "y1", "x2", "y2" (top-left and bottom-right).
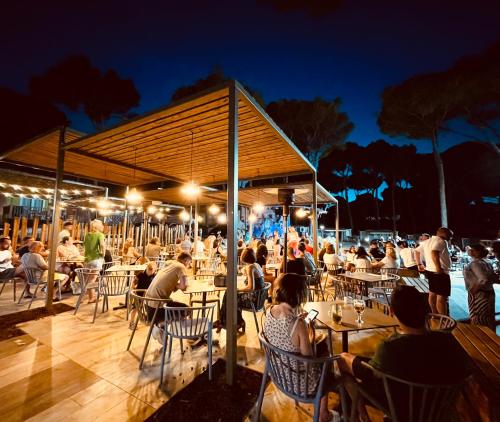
[
  {"x1": 273, "y1": 238, "x2": 283, "y2": 262},
  {"x1": 58, "y1": 221, "x2": 74, "y2": 243},
  {"x1": 463, "y1": 244, "x2": 497, "y2": 330},
  {"x1": 416, "y1": 227, "x2": 453, "y2": 315},
  {"x1": 398, "y1": 241, "x2": 418, "y2": 271},
  {"x1": 83, "y1": 219, "x2": 105, "y2": 303}
]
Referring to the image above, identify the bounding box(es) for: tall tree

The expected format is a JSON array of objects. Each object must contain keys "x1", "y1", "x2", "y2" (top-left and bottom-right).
[
  {"x1": 266, "y1": 98, "x2": 354, "y2": 170},
  {"x1": 30, "y1": 55, "x2": 140, "y2": 129},
  {"x1": 378, "y1": 72, "x2": 456, "y2": 227}
]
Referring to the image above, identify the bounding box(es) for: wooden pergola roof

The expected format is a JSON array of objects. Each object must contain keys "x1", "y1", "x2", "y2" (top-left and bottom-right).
[
  {"x1": 1, "y1": 83, "x2": 314, "y2": 187},
  {"x1": 143, "y1": 182, "x2": 336, "y2": 207}
]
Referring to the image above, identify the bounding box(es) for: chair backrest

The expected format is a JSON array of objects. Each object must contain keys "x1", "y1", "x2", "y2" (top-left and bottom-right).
[
  {"x1": 332, "y1": 278, "x2": 354, "y2": 300},
  {"x1": 258, "y1": 332, "x2": 335, "y2": 400},
  {"x1": 380, "y1": 267, "x2": 399, "y2": 276},
  {"x1": 355, "y1": 267, "x2": 371, "y2": 273},
  {"x1": 24, "y1": 267, "x2": 41, "y2": 285},
  {"x1": 360, "y1": 362, "x2": 466, "y2": 422},
  {"x1": 128, "y1": 289, "x2": 150, "y2": 324},
  {"x1": 100, "y1": 274, "x2": 134, "y2": 296},
  {"x1": 307, "y1": 267, "x2": 324, "y2": 286},
  {"x1": 75, "y1": 267, "x2": 100, "y2": 287},
  {"x1": 426, "y1": 313, "x2": 457, "y2": 331},
  {"x1": 164, "y1": 304, "x2": 215, "y2": 339},
  {"x1": 241, "y1": 282, "x2": 271, "y2": 311}
]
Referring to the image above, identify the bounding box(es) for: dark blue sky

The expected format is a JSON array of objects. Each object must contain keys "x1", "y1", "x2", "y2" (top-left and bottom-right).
[{"x1": 2, "y1": 0, "x2": 499, "y2": 153}]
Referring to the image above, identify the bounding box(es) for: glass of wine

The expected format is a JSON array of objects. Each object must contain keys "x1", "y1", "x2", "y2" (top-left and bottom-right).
[{"x1": 353, "y1": 299, "x2": 365, "y2": 324}]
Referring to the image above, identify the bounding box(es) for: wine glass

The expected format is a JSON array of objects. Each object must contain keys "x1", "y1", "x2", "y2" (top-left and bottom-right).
[{"x1": 353, "y1": 299, "x2": 365, "y2": 324}]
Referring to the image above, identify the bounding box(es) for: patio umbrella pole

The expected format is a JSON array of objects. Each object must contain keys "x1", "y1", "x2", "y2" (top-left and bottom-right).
[
  {"x1": 46, "y1": 126, "x2": 66, "y2": 309},
  {"x1": 312, "y1": 172, "x2": 318, "y2": 262}
]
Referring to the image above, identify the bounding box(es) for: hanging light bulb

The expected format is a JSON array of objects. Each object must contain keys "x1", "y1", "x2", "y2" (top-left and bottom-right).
[
  {"x1": 73, "y1": 189, "x2": 81, "y2": 195},
  {"x1": 147, "y1": 205, "x2": 157, "y2": 214},
  {"x1": 97, "y1": 198, "x2": 111, "y2": 209},
  {"x1": 165, "y1": 207, "x2": 170, "y2": 212},
  {"x1": 217, "y1": 213, "x2": 227, "y2": 224},
  {"x1": 197, "y1": 215, "x2": 204, "y2": 223},
  {"x1": 248, "y1": 213, "x2": 257, "y2": 223},
  {"x1": 179, "y1": 210, "x2": 190, "y2": 221},
  {"x1": 181, "y1": 181, "x2": 200, "y2": 198},
  {"x1": 29, "y1": 187, "x2": 38, "y2": 193},
  {"x1": 126, "y1": 188, "x2": 143, "y2": 204},
  {"x1": 253, "y1": 202, "x2": 265, "y2": 214},
  {"x1": 296, "y1": 208, "x2": 307, "y2": 218},
  {"x1": 85, "y1": 189, "x2": 92, "y2": 195},
  {"x1": 155, "y1": 212, "x2": 165, "y2": 220},
  {"x1": 208, "y1": 204, "x2": 220, "y2": 215}
]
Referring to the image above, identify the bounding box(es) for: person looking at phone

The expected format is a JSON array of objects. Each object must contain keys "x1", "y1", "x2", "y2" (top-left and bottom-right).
[{"x1": 263, "y1": 273, "x2": 338, "y2": 422}]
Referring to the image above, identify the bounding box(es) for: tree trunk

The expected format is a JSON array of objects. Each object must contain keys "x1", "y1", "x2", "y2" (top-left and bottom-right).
[
  {"x1": 431, "y1": 134, "x2": 448, "y2": 227},
  {"x1": 373, "y1": 187, "x2": 381, "y2": 228},
  {"x1": 344, "y1": 187, "x2": 354, "y2": 231},
  {"x1": 390, "y1": 181, "x2": 397, "y2": 238}
]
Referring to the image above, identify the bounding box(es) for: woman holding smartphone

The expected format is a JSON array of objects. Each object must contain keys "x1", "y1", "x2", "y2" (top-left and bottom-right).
[{"x1": 263, "y1": 273, "x2": 338, "y2": 422}]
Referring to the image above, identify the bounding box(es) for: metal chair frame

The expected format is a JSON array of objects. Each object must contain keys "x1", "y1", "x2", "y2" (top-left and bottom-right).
[
  {"x1": 159, "y1": 304, "x2": 215, "y2": 387},
  {"x1": 189, "y1": 274, "x2": 221, "y2": 318},
  {"x1": 19, "y1": 267, "x2": 62, "y2": 309},
  {"x1": 306, "y1": 268, "x2": 325, "y2": 301},
  {"x1": 0, "y1": 276, "x2": 21, "y2": 301},
  {"x1": 254, "y1": 333, "x2": 348, "y2": 422},
  {"x1": 241, "y1": 282, "x2": 272, "y2": 334},
  {"x1": 73, "y1": 267, "x2": 101, "y2": 322},
  {"x1": 98, "y1": 273, "x2": 135, "y2": 320},
  {"x1": 351, "y1": 362, "x2": 467, "y2": 422},
  {"x1": 426, "y1": 313, "x2": 457, "y2": 331}
]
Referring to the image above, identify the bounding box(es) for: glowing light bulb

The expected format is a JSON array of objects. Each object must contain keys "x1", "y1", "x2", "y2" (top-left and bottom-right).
[
  {"x1": 147, "y1": 205, "x2": 157, "y2": 214},
  {"x1": 197, "y1": 215, "x2": 204, "y2": 223},
  {"x1": 253, "y1": 202, "x2": 265, "y2": 214},
  {"x1": 29, "y1": 187, "x2": 38, "y2": 193},
  {"x1": 97, "y1": 198, "x2": 110, "y2": 209},
  {"x1": 85, "y1": 189, "x2": 92, "y2": 195},
  {"x1": 179, "y1": 210, "x2": 190, "y2": 221},
  {"x1": 217, "y1": 213, "x2": 227, "y2": 224},
  {"x1": 208, "y1": 204, "x2": 220, "y2": 215},
  {"x1": 296, "y1": 208, "x2": 307, "y2": 218},
  {"x1": 180, "y1": 181, "x2": 200, "y2": 198},
  {"x1": 248, "y1": 213, "x2": 257, "y2": 223},
  {"x1": 126, "y1": 188, "x2": 143, "y2": 204},
  {"x1": 155, "y1": 212, "x2": 165, "y2": 220}
]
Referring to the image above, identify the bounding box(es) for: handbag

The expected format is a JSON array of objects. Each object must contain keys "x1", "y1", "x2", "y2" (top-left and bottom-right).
[{"x1": 214, "y1": 274, "x2": 227, "y2": 287}]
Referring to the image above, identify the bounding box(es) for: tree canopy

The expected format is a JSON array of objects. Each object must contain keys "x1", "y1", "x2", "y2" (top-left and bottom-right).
[
  {"x1": 266, "y1": 97, "x2": 353, "y2": 169},
  {"x1": 29, "y1": 55, "x2": 140, "y2": 129}
]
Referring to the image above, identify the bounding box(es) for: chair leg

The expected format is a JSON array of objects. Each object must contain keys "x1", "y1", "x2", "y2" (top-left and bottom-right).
[
  {"x1": 313, "y1": 396, "x2": 321, "y2": 422},
  {"x1": 28, "y1": 283, "x2": 40, "y2": 309},
  {"x1": 167, "y1": 333, "x2": 173, "y2": 361},
  {"x1": 251, "y1": 305, "x2": 259, "y2": 334},
  {"x1": 159, "y1": 328, "x2": 169, "y2": 387},
  {"x1": 92, "y1": 289, "x2": 100, "y2": 323},
  {"x1": 208, "y1": 327, "x2": 213, "y2": 381},
  {"x1": 126, "y1": 311, "x2": 141, "y2": 351},
  {"x1": 139, "y1": 307, "x2": 160, "y2": 369},
  {"x1": 74, "y1": 288, "x2": 85, "y2": 315},
  {"x1": 338, "y1": 384, "x2": 349, "y2": 422},
  {"x1": 0, "y1": 280, "x2": 6, "y2": 296},
  {"x1": 254, "y1": 365, "x2": 268, "y2": 422},
  {"x1": 18, "y1": 284, "x2": 28, "y2": 304}
]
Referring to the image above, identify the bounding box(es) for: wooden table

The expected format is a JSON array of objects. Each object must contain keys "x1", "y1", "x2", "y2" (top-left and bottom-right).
[
  {"x1": 452, "y1": 323, "x2": 500, "y2": 419},
  {"x1": 343, "y1": 272, "x2": 398, "y2": 297},
  {"x1": 191, "y1": 256, "x2": 211, "y2": 274},
  {"x1": 304, "y1": 301, "x2": 398, "y2": 352},
  {"x1": 183, "y1": 275, "x2": 247, "y2": 306}
]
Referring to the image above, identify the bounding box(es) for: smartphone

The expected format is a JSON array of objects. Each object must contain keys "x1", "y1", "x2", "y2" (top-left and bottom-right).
[{"x1": 305, "y1": 309, "x2": 319, "y2": 323}]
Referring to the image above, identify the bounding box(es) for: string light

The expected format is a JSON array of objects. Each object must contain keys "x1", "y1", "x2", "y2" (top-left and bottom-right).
[
  {"x1": 60, "y1": 189, "x2": 68, "y2": 194},
  {"x1": 147, "y1": 205, "x2": 157, "y2": 214},
  {"x1": 181, "y1": 181, "x2": 200, "y2": 198},
  {"x1": 217, "y1": 213, "x2": 227, "y2": 224},
  {"x1": 28, "y1": 187, "x2": 38, "y2": 193},
  {"x1": 125, "y1": 188, "x2": 143, "y2": 204},
  {"x1": 179, "y1": 210, "x2": 190, "y2": 221},
  {"x1": 73, "y1": 189, "x2": 81, "y2": 195},
  {"x1": 253, "y1": 202, "x2": 265, "y2": 214},
  {"x1": 155, "y1": 212, "x2": 165, "y2": 220},
  {"x1": 12, "y1": 185, "x2": 21, "y2": 190},
  {"x1": 197, "y1": 215, "x2": 204, "y2": 223},
  {"x1": 296, "y1": 208, "x2": 308, "y2": 218},
  {"x1": 248, "y1": 213, "x2": 257, "y2": 223}
]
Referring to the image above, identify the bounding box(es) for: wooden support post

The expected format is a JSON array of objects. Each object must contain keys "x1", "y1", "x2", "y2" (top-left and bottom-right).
[
  {"x1": 11, "y1": 217, "x2": 20, "y2": 251},
  {"x1": 41, "y1": 224, "x2": 47, "y2": 243},
  {"x1": 20, "y1": 216, "x2": 28, "y2": 240},
  {"x1": 32, "y1": 217, "x2": 39, "y2": 240},
  {"x1": 3, "y1": 222, "x2": 10, "y2": 238}
]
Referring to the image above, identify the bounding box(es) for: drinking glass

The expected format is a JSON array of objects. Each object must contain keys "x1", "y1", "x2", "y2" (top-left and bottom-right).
[{"x1": 353, "y1": 299, "x2": 365, "y2": 324}]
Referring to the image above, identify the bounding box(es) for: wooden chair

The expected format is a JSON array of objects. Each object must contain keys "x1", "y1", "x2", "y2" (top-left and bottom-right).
[
  {"x1": 241, "y1": 282, "x2": 271, "y2": 334},
  {"x1": 426, "y1": 313, "x2": 457, "y2": 331},
  {"x1": 254, "y1": 333, "x2": 348, "y2": 422},
  {"x1": 159, "y1": 304, "x2": 215, "y2": 387},
  {"x1": 351, "y1": 361, "x2": 467, "y2": 422},
  {"x1": 19, "y1": 267, "x2": 62, "y2": 309}
]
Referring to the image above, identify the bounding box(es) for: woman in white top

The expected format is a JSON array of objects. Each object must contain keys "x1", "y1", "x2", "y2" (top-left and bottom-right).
[
  {"x1": 345, "y1": 246, "x2": 357, "y2": 264},
  {"x1": 372, "y1": 246, "x2": 399, "y2": 269},
  {"x1": 323, "y1": 244, "x2": 344, "y2": 267},
  {"x1": 353, "y1": 246, "x2": 372, "y2": 271}
]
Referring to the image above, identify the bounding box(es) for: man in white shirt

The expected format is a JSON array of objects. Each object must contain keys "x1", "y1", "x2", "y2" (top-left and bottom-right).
[
  {"x1": 415, "y1": 227, "x2": 453, "y2": 314},
  {"x1": 0, "y1": 237, "x2": 24, "y2": 281}
]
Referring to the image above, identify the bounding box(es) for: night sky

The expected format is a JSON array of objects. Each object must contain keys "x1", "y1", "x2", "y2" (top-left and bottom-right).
[{"x1": 2, "y1": 0, "x2": 499, "y2": 153}]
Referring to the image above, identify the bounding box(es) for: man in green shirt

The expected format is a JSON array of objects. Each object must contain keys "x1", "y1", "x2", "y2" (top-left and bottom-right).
[{"x1": 340, "y1": 285, "x2": 471, "y2": 419}]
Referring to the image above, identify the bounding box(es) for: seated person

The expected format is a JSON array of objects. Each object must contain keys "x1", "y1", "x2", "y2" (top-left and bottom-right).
[
  {"x1": 280, "y1": 246, "x2": 306, "y2": 275},
  {"x1": 145, "y1": 252, "x2": 191, "y2": 324},
  {"x1": 129, "y1": 261, "x2": 157, "y2": 329},
  {"x1": 145, "y1": 237, "x2": 162, "y2": 259},
  {"x1": 339, "y1": 285, "x2": 471, "y2": 420},
  {"x1": 237, "y1": 239, "x2": 246, "y2": 258},
  {"x1": 216, "y1": 247, "x2": 265, "y2": 332},
  {"x1": 0, "y1": 236, "x2": 25, "y2": 285},
  {"x1": 323, "y1": 244, "x2": 344, "y2": 267},
  {"x1": 345, "y1": 246, "x2": 357, "y2": 265},
  {"x1": 264, "y1": 273, "x2": 339, "y2": 422},
  {"x1": 56, "y1": 236, "x2": 83, "y2": 284},
  {"x1": 122, "y1": 238, "x2": 140, "y2": 264},
  {"x1": 180, "y1": 234, "x2": 192, "y2": 254},
  {"x1": 16, "y1": 236, "x2": 34, "y2": 257},
  {"x1": 21, "y1": 241, "x2": 69, "y2": 300},
  {"x1": 372, "y1": 246, "x2": 399, "y2": 270},
  {"x1": 368, "y1": 240, "x2": 385, "y2": 260},
  {"x1": 352, "y1": 246, "x2": 372, "y2": 271},
  {"x1": 297, "y1": 242, "x2": 316, "y2": 275}
]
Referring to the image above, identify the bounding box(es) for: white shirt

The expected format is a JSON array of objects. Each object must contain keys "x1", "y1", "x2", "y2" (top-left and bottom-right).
[
  {"x1": 192, "y1": 240, "x2": 205, "y2": 256},
  {"x1": 323, "y1": 253, "x2": 343, "y2": 266},
  {"x1": 0, "y1": 250, "x2": 13, "y2": 270},
  {"x1": 417, "y1": 236, "x2": 451, "y2": 274},
  {"x1": 345, "y1": 252, "x2": 356, "y2": 264},
  {"x1": 380, "y1": 256, "x2": 400, "y2": 268},
  {"x1": 180, "y1": 239, "x2": 192, "y2": 253},
  {"x1": 354, "y1": 257, "x2": 372, "y2": 269},
  {"x1": 58, "y1": 229, "x2": 71, "y2": 243},
  {"x1": 399, "y1": 248, "x2": 417, "y2": 268}
]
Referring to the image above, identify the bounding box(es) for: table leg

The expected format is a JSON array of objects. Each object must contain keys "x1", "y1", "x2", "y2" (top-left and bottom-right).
[
  {"x1": 13, "y1": 278, "x2": 16, "y2": 302},
  {"x1": 342, "y1": 332, "x2": 348, "y2": 353}
]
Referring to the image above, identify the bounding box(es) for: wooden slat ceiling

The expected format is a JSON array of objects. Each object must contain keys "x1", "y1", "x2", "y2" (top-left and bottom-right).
[
  {"x1": 0, "y1": 83, "x2": 314, "y2": 188},
  {"x1": 0, "y1": 129, "x2": 162, "y2": 186},
  {"x1": 63, "y1": 84, "x2": 314, "y2": 185},
  {"x1": 142, "y1": 183, "x2": 336, "y2": 207}
]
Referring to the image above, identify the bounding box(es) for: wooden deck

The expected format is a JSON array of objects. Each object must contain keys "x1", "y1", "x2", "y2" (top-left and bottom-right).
[{"x1": 0, "y1": 282, "x2": 391, "y2": 421}]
